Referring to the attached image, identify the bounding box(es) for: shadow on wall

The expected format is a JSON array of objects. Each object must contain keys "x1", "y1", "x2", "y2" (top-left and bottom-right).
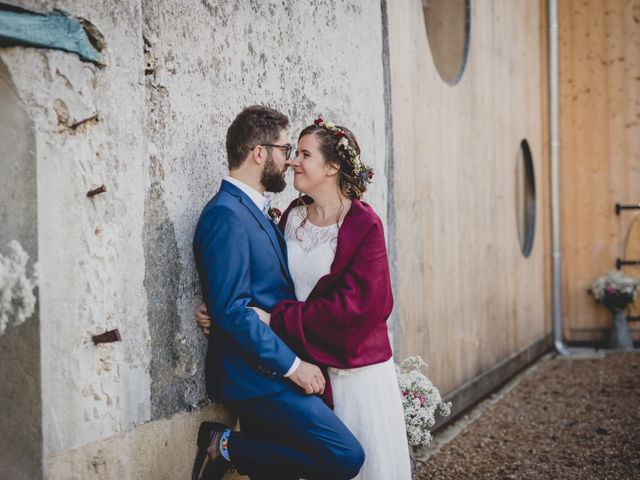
[
  {"x1": 143, "y1": 154, "x2": 199, "y2": 418},
  {"x1": 0, "y1": 58, "x2": 42, "y2": 480}
]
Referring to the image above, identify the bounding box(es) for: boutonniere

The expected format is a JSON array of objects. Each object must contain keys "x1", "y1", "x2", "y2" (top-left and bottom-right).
[{"x1": 268, "y1": 207, "x2": 282, "y2": 223}]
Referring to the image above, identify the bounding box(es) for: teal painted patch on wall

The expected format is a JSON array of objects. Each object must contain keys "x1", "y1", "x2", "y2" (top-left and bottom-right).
[{"x1": 0, "y1": 9, "x2": 101, "y2": 63}]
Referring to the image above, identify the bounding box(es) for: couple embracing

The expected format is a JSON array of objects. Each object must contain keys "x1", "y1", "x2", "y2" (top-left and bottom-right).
[{"x1": 192, "y1": 105, "x2": 411, "y2": 480}]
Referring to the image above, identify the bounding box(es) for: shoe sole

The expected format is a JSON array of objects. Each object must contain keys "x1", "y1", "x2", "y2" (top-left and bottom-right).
[{"x1": 192, "y1": 422, "x2": 229, "y2": 480}]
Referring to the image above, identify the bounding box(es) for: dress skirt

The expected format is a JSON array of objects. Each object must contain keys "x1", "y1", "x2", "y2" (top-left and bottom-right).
[{"x1": 329, "y1": 357, "x2": 412, "y2": 480}]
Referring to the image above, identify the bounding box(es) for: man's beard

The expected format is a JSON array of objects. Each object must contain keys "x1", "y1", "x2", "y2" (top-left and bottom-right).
[{"x1": 260, "y1": 151, "x2": 287, "y2": 193}]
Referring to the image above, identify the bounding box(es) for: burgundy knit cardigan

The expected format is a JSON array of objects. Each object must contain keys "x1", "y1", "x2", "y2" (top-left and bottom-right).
[{"x1": 271, "y1": 197, "x2": 394, "y2": 407}]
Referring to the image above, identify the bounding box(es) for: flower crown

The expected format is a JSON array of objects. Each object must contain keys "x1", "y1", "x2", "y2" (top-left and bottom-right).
[{"x1": 313, "y1": 117, "x2": 373, "y2": 183}]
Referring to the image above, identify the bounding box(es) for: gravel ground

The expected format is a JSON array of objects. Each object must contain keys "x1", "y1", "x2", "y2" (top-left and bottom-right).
[{"x1": 415, "y1": 351, "x2": 640, "y2": 480}]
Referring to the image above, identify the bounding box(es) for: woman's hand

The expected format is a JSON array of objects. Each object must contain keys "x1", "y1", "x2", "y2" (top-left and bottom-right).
[
  {"x1": 195, "y1": 303, "x2": 271, "y2": 334},
  {"x1": 195, "y1": 303, "x2": 212, "y2": 335},
  {"x1": 250, "y1": 306, "x2": 271, "y2": 325}
]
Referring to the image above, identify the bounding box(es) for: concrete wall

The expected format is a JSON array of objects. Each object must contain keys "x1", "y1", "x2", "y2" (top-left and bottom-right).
[
  {"x1": 1, "y1": 1, "x2": 152, "y2": 473},
  {"x1": 0, "y1": 1, "x2": 389, "y2": 478},
  {"x1": 140, "y1": 0, "x2": 389, "y2": 418}
]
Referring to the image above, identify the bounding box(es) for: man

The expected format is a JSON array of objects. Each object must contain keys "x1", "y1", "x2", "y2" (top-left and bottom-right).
[{"x1": 192, "y1": 105, "x2": 364, "y2": 480}]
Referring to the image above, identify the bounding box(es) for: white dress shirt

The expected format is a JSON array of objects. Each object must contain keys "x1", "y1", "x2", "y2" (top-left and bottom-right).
[
  {"x1": 222, "y1": 176, "x2": 300, "y2": 377},
  {"x1": 223, "y1": 176, "x2": 270, "y2": 215}
]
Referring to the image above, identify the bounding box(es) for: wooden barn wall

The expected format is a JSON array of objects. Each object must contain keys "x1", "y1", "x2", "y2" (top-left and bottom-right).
[
  {"x1": 388, "y1": 0, "x2": 551, "y2": 396},
  {"x1": 558, "y1": 0, "x2": 640, "y2": 341}
]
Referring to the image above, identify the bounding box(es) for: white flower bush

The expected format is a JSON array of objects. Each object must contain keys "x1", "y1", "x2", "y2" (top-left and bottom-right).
[
  {"x1": 590, "y1": 271, "x2": 638, "y2": 312},
  {"x1": 0, "y1": 241, "x2": 38, "y2": 335},
  {"x1": 591, "y1": 271, "x2": 638, "y2": 300},
  {"x1": 396, "y1": 356, "x2": 452, "y2": 447}
]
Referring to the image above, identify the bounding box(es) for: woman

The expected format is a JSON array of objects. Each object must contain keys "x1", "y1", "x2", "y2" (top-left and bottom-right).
[{"x1": 196, "y1": 118, "x2": 411, "y2": 479}]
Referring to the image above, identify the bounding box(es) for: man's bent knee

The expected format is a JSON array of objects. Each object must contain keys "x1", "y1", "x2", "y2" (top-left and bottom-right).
[{"x1": 331, "y1": 439, "x2": 365, "y2": 480}]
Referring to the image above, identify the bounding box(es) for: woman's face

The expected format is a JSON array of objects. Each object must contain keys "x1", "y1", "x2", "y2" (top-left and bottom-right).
[{"x1": 290, "y1": 133, "x2": 338, "y2": 194}]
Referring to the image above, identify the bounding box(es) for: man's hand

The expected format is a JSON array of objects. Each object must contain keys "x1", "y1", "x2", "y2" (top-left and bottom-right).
[
  {"x1": 288, "y1": 360, "x2": 325, "y2": 395},
  {"x1": 195, "y1": 303, "x2": 212, "y2": 335}
]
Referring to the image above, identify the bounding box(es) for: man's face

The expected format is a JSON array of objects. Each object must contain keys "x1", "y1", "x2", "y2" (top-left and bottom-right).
[{"x1": 260, "y1": 129, "x2": 290, "y2": 193}]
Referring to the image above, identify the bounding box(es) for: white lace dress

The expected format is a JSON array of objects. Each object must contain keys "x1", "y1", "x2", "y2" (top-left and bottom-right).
[{"x1": 284, "y1": 206, "x2": 412, "y2": 480}]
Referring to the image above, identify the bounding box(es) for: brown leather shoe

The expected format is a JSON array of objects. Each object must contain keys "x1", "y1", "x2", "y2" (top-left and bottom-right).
[{"x1": 192, "y1": 422, "x2": 231, "y2": 480}]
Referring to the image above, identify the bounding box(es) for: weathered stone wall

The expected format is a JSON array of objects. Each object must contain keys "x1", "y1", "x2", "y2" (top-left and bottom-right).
[
  {"x1": 141, "y1": 0, "x2": 389, "y2": 418},
  {"x1": 1, "y1": 0, "x2": 152, "y2": 473},
  {"x1": 0, "y1": 1, "x2": 389, "y2": 478}
]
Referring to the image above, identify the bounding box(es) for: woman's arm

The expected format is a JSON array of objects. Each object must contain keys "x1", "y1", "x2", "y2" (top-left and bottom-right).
[{"x1": 270, "y1": 221, "x2": 393, "y2": 368}]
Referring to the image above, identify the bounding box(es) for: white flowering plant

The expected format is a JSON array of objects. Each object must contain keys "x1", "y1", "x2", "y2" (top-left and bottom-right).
[
  {"x1": 590, "y1": 271, "x2": 638, "y2": 312},
  {"x1": 0, "y1": 241, "x2": 38, "y2": 335},
  {"x1": 395, "y1": 356, "x2": 451, "y2": 447}
]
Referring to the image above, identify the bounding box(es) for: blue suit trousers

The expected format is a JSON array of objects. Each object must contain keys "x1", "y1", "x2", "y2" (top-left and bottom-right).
[{"x1": 226, "y1": 388, "x2": 365, "y2": 480}]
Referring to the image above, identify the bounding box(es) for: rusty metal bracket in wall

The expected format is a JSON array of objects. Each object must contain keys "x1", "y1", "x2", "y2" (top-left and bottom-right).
[{"x1": 0, "y1": 4, "x2": 102, "y2": 63}]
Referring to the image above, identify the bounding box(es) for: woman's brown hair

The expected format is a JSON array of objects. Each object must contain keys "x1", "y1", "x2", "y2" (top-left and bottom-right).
[{"x1": 297, "y1": 124, "x2": 373, "y2": 200}]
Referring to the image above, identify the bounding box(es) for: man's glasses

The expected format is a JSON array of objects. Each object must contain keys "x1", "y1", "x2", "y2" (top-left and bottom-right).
[{"x1": 256, "y1": 143, "x2": 293, "y2": 160}]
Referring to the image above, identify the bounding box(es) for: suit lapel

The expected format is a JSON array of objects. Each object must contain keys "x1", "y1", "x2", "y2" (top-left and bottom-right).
[
  {"x1": 221, "y1": 181, "x2": 294, "y2": 288},
  {"x1": 271, "y1": 219, "x2": 289, "y2": 265}
]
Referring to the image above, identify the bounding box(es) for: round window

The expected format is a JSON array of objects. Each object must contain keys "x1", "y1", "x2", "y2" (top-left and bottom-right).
[
  {"x1": 422, "y1": 0, "x2": 471, "y2": 85},
  {"x1": 516, "y1": 139, "x2": 536, "y2": 257}
]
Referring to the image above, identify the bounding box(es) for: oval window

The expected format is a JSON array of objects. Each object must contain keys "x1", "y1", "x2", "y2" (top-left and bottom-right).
[
  {"x1": 516, "y1": 139, "x2": 536, "y2": 257},
  {"x1": 422, "y1": 0, "x2": 471, "y2": 85}
]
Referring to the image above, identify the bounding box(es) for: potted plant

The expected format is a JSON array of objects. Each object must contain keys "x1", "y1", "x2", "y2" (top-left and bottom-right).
[{"x1": 590, "y1": 271, "x2": 638, "y2": 350}]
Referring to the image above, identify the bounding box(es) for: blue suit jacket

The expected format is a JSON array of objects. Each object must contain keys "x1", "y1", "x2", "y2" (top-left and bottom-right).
[{"x1": 193, "y1": 180, "x2": 298, "y2": 401}]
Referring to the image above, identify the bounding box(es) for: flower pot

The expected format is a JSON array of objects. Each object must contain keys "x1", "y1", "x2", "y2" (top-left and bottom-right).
[
  {"x1": 602, "y1": 292, "x2": 635, "y2": 311},
  {"x1": 609, "y1": 310, "x2": 634, "y2": 351}
]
